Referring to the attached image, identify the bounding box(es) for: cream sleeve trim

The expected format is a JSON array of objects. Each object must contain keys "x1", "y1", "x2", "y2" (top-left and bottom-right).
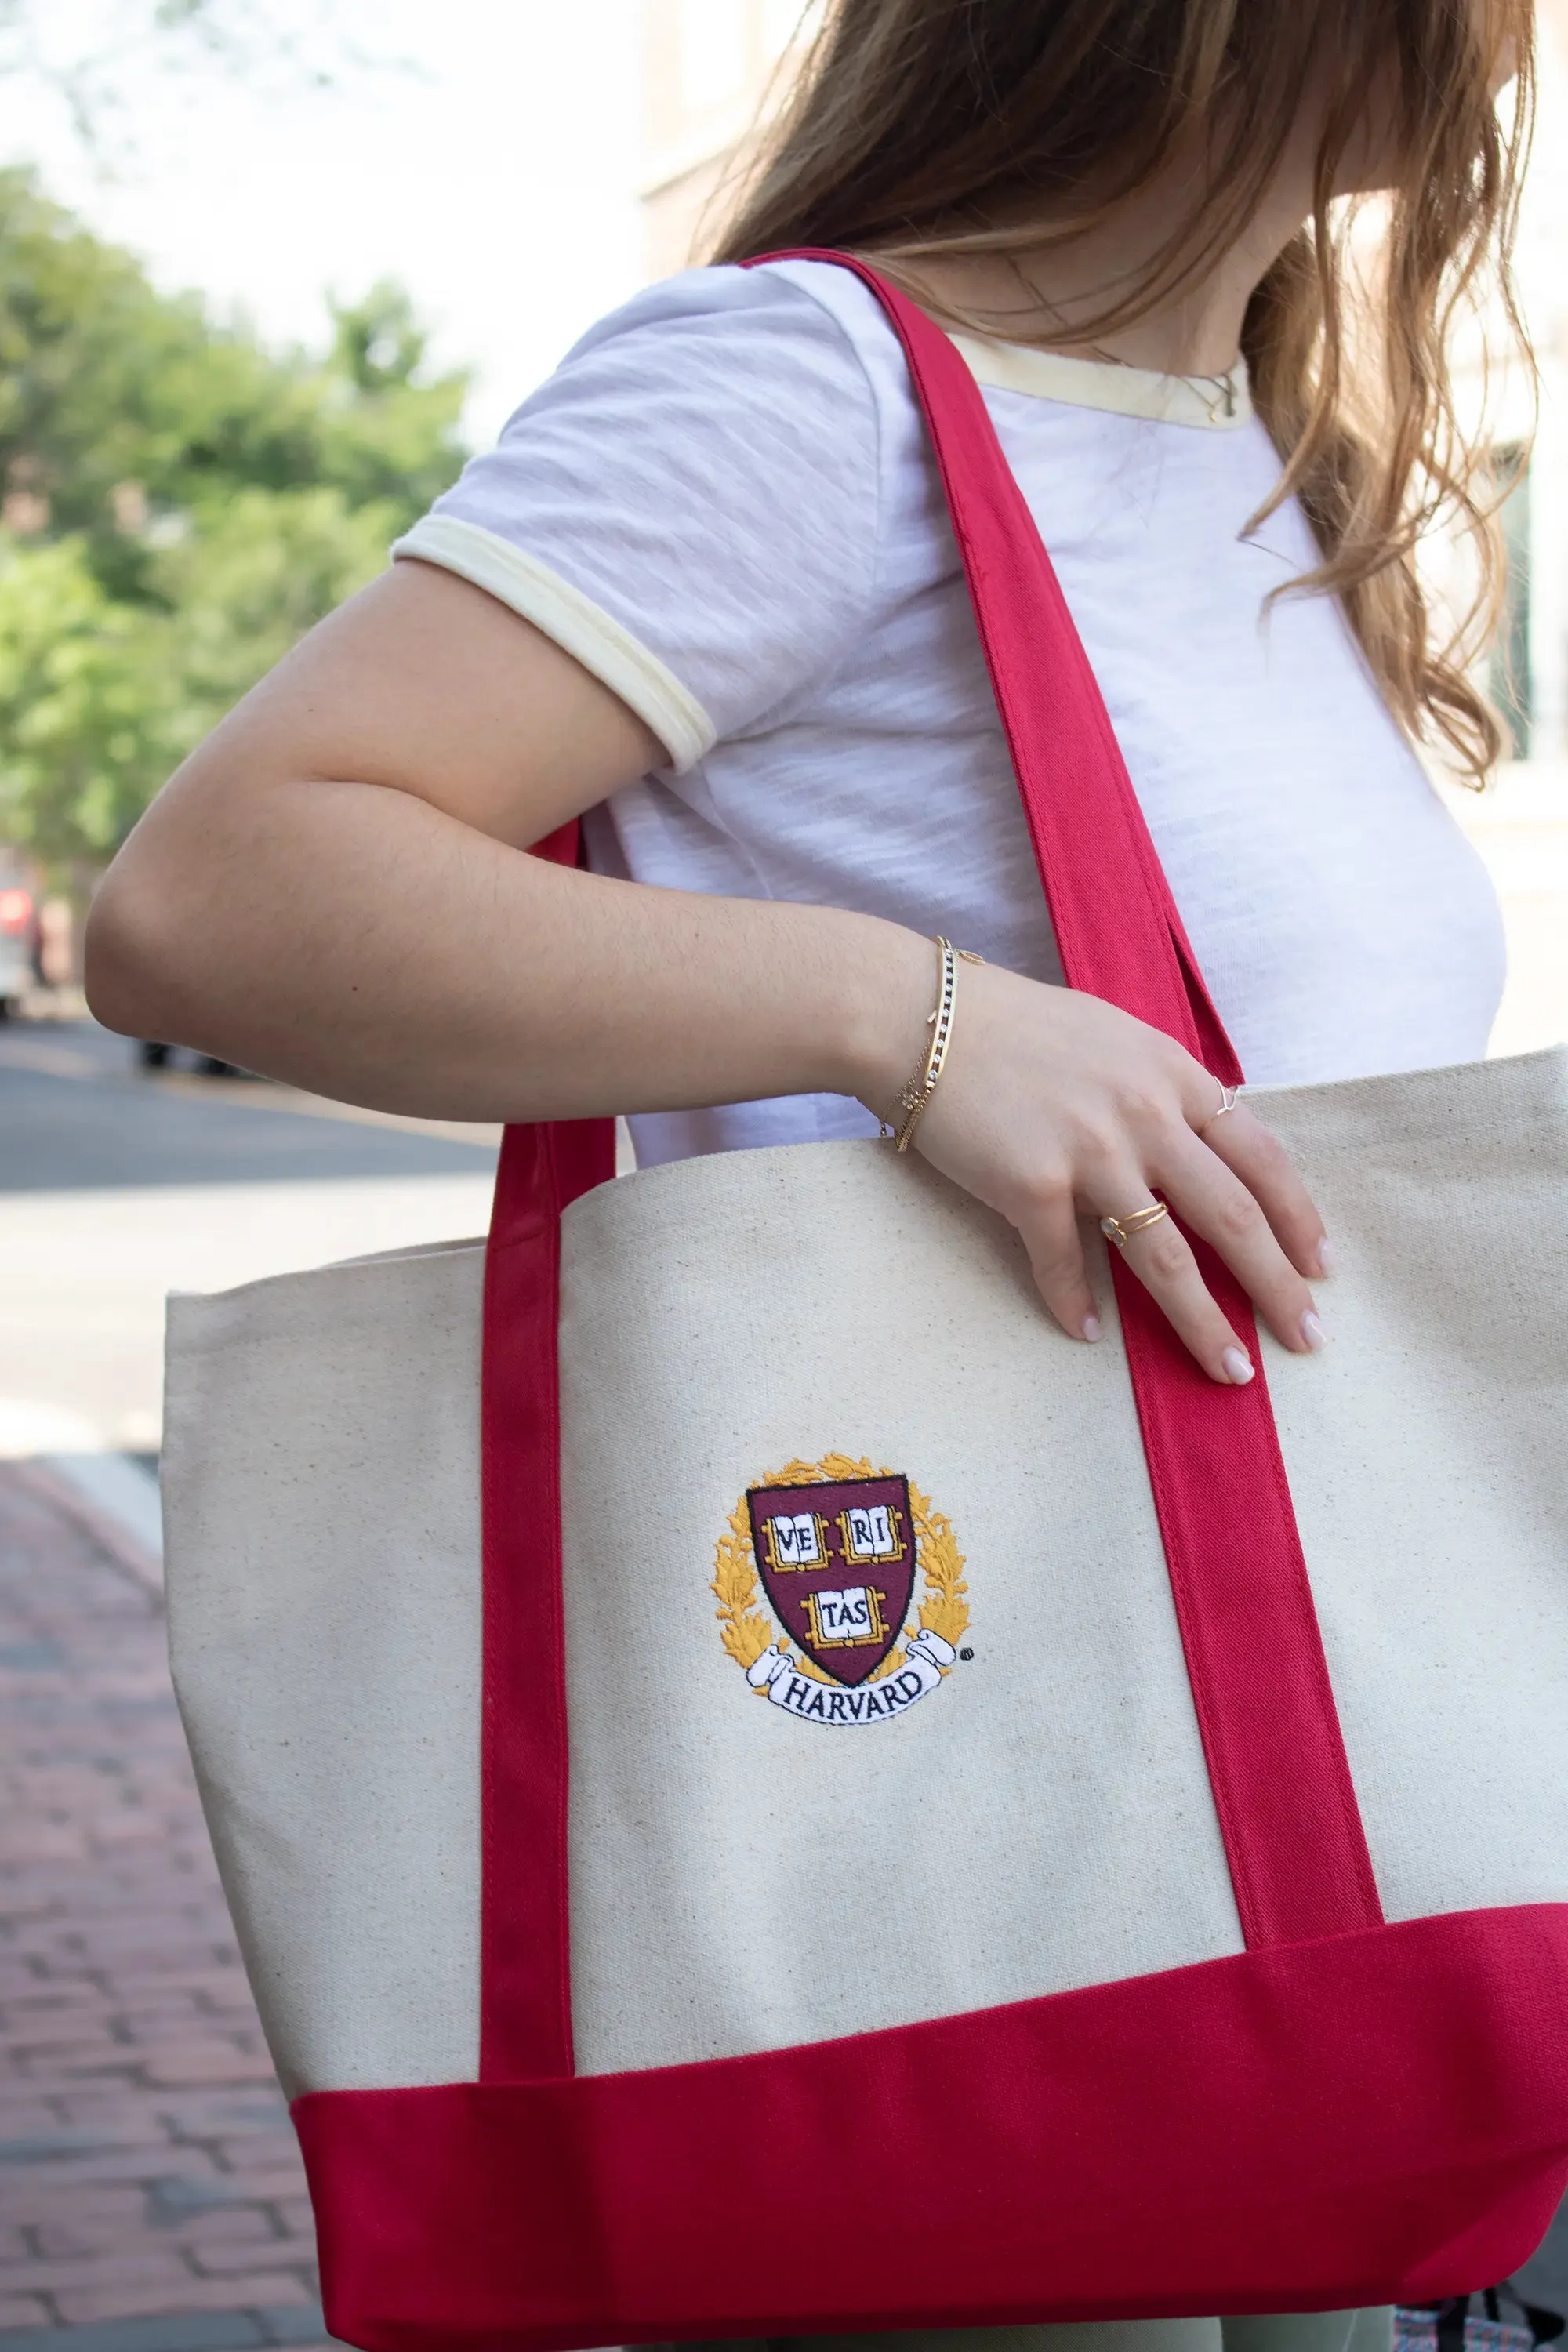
[{"x1": 391, "y1": 514, "x2": 716, "y2": 774}]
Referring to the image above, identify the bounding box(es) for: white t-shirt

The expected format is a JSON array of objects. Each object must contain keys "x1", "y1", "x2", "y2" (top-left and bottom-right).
[{"x1": 394, "y1": 257, "x2": 1505, "y2": 1168}]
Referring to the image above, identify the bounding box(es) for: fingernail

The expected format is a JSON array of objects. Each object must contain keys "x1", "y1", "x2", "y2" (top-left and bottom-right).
[
  {"x1": 1082, "y1": 1312, "x2": 1102, "y2": 1343},
  {"x1": 1317, "y1": 1236, "x2": 1336, "y2": 1277},
  {"x1": 1221, "y1": 1345, "x2": 1254, "y2": 1385},
  {"x1": 1301, "y1": 1309, "x2": 1328, "y2": 1352}
]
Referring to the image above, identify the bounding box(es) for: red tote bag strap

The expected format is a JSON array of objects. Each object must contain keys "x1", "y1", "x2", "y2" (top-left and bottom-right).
[
  {"x1": 479, "y1": 258, "x2": 1380, "y2": 2082},
  {"x1": 775, "y1": 264, "x2": 1236, "y2": 1076},
  {"x1": 749, "y1": 251, "x2": 1381, "y2": 1949},
  {"x1": 481, "y1": 820, "x2": 615, "y2": 2082}
]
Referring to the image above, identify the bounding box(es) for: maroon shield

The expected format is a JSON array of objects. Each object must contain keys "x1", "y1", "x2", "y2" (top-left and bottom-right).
[{"x1": 747, "y1": 1475, "x2": 916, "y2": 1686}]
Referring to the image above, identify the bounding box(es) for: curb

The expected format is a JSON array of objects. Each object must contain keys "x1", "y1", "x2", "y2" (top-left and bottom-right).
[{"x1": 9, "y1": 1454, "x2": 162, "y2": 1595}]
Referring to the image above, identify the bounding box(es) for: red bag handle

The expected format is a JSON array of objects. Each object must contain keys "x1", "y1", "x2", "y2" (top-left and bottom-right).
[
  {"x1": 479, "y1": 255, "x2": 1380, "y2": 2085},
  {"x1": 764, "y1": 257, "x2": 1243, "y2": 1078}
]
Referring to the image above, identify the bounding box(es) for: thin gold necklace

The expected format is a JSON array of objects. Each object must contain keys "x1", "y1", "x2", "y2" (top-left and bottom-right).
[
  {"x1": 1077, "y1": 340, "x2": 1241, "y2": 421},
  {"x1": 1194, "y1": 370, "x2": 1240, "y2": 420}
]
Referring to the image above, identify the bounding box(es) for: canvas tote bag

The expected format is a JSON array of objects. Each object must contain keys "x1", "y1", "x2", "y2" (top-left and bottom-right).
[{"x1": 161, "y1": 253, "x2": 1568, "y2": 2352}]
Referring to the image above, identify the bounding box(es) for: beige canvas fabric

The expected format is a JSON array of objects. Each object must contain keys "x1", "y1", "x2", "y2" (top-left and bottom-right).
[
  {"x1": 162, "y1": 1046, "x2": 1568, "y2": 2103},
  {"x1": 163, "y1": 1238, "x2": 485, "y2": 2096}
]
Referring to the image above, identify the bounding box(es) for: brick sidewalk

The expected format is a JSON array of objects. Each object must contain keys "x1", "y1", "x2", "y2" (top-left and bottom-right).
[{"x1": 0, "y1": 1464, "x2": 336, "y2": 2350}]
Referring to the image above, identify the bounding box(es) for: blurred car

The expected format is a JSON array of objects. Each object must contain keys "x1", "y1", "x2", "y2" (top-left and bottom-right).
[
  {"x1": 0, "y1": 869, "x2": 41, "y2": 1017},
  {"x1": 136, "y1": 1039, "x2": 244, "y2": 1077}
]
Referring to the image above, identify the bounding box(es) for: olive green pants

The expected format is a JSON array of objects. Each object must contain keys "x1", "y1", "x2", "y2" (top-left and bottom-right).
[{"x1": 671, "y1": 2310, "x2": 1394, "y2": 2352}]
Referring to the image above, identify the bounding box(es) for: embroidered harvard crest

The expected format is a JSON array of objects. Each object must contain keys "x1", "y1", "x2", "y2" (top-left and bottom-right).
[{"x1": 711, "y1": 1454, "x2": 970, "y2": 1726}]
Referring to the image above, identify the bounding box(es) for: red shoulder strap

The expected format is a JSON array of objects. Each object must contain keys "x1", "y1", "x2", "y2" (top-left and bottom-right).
[
  {"x1": 759, "y1": 252, "x2": 1241, "y2": 1079},
  {"x1": 479, "y1": 822, "x2": 614, "y2": 2082},
  {"x1": 479, "y1": 256, "x2": 1381, "y2": 2083}
]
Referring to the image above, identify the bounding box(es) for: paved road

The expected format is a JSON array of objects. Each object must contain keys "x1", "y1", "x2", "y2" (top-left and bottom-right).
[
  {"x1": 0, "y1": 1021, "x2": 499, "y2": 1192},
  {"x1": 0, "y1": 1018, "x2": 499, "y2": 1457}
]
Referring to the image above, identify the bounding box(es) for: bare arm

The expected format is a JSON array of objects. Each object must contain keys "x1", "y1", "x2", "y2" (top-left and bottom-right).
[
  {"x1": 85, "y1": 562, "x2": 917, "y2": 1123},
  {"x1": 86, "y1": 559, "x2": 1328, "y2": 1381}
]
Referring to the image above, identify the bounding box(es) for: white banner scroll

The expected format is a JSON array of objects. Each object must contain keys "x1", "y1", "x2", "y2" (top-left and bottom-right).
[{"x1": 744, "y1": 1628, "x2": 956, "y2": 1726}]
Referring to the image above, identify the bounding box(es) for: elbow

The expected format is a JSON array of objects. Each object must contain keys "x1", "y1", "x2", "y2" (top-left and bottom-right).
[{"x1": 83, "y1": 852, "x2": 202, "y2": 1044}]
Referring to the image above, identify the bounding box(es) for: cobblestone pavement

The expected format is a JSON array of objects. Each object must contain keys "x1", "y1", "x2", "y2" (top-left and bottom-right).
[{"x1": 0, "y1": 1464, "x2": 337, "y2": 2350}]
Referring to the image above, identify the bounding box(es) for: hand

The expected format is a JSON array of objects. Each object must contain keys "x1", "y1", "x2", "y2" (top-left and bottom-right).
[{"x1": 868, "y1": 956, "x2": 1327, "y2": 1385}]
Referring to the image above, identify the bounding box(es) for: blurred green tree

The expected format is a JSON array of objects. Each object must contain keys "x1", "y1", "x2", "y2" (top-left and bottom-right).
[
  {"x1": 0, "y1": 169, "x2": 467, "y2": 866},
  {"x1": 0, "y1": 1, "x2": 362, "y2": 149},
  {"x1": 0, "y1": 534, "x2": 184, "y2": 866}
]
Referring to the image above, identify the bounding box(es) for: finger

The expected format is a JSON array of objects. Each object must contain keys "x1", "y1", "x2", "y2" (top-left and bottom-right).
[
  {"x1": 1017, "y1": 1187, "x2": 1102, "y2": 1343},
  {"x1": 1097, "y1": 1184, "x2": 1254, "y2": 1385},
  {"x1": 1190, "y1": 1099, "x2": 1329, "y2": 1278},
  {"x1": 1153, "y1": 1130, "x2": 1325, "y2": 1357}
]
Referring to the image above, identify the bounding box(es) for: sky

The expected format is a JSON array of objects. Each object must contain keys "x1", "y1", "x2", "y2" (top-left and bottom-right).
[{"x1": 0, "y1": 0, "x2": 648, "y2": 444}]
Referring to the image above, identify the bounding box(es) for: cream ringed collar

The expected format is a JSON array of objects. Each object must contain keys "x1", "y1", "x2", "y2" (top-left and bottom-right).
[{"x1": 949, "y1": 332, "x2": 1254, "y2": 430}]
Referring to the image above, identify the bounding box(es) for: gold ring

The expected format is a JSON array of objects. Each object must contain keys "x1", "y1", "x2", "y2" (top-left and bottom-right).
[{"x1": 1099, "y1": 1201, "x2": 1171, "y2": 1250}]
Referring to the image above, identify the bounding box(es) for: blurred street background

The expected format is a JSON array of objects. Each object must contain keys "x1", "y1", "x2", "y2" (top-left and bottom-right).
[
  {"x1": 5, "y1": 2, "x2": 1568, "y2": 2347},
  {"x1": 0, "y1": 1019, "x2": 499, "y2": 1464}
]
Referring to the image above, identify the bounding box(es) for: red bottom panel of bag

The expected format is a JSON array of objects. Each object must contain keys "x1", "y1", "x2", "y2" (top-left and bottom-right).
[{"x1": 295, "y1": 1905, "x2": 1568, "y2": 2352}]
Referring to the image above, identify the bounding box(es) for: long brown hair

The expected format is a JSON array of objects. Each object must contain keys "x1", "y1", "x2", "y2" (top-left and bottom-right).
[{"x1": 713, "y1": 1, "x2": 1534, "y2": 784}]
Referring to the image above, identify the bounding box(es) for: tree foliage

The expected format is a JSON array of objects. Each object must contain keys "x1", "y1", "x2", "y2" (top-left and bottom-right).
[
  {"x1": 0, "y1": 1, "x2": 361, "y2": 150},
  {"x1": 0, "y1": 167, "x2": 467, "y2": 866}
]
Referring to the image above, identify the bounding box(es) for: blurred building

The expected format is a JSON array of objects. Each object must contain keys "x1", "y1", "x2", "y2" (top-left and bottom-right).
[
  {"x1": 639, "y1": 1, "x2": 1568, "y2": 1054},
  {"x1": 1449, "y1": 0, "x2": 1568, "y2": 1052},
  {"x1": 641, "y1": 0, "x2": 809, "y2": 278}
]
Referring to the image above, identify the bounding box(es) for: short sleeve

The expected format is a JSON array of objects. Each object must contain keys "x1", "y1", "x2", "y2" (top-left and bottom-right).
[{"x1": 391, "y1": 263, "x2": 884, "y2": 771}]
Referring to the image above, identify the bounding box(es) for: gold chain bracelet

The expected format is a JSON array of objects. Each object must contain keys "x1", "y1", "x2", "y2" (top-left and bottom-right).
[{"x1": 886, "y1": 936, "x2": 983, "y2": 1152}]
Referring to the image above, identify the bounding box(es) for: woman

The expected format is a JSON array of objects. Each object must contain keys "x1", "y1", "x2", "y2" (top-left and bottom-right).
[{"x1": 86, "y1": 2, "x2": 1531, "y2": 2346}]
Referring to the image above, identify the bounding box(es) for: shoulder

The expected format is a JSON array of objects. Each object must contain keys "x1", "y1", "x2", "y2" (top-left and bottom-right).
[
  {"x1": 484, "y1": 259, "x2": 922, "y2": 499},
  {"x1": 397, "y1": 262, "x2": 928, "y2": 759},
  {"x1": 454, "y1": 260, "x2": 909, "y2": 546},
  {"x1": 535, "y1": 257, "x2": 909, "y2": 411}
]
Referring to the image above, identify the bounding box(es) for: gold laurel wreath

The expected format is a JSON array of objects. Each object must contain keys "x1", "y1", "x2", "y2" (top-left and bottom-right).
[{"x1": 711, "y1": 1454, "x2": 970, "y2": 1692}]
